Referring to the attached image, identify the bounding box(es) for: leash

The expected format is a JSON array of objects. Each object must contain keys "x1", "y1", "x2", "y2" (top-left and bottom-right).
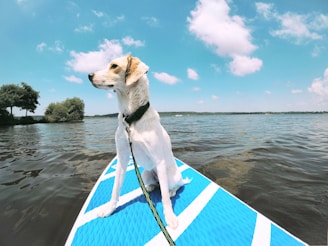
[{"x1": 124, "y1": 105, "x2": 175, "y2": 246}]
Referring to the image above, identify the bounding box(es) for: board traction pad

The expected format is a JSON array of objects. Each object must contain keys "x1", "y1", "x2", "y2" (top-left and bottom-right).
[{"x1": 66, "y1": 157, "x2": 308, "y2": 246}]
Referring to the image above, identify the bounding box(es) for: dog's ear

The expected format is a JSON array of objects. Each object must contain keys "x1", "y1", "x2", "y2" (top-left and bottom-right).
[{"x1": 125, "y1": 56, "x2": 149, "y2": 86}]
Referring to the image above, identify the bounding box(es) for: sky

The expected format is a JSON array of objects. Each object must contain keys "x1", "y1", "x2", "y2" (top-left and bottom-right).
[{"x1": 1, "y1": 0, "x2": 328, "y2": 116}]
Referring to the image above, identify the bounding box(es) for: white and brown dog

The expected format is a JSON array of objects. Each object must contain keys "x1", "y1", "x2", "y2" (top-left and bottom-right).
[{"x1": 88, "y1": 55, "x2": 189, "y2": 229}]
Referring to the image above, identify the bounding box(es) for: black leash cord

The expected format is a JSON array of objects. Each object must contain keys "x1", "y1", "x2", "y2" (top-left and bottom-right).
[{"x1": 128, "y1": 140, "x2": 176, "y2": 246}]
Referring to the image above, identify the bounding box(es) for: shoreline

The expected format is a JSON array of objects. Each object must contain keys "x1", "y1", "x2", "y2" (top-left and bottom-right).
[
  {"x1": 0, "y1": 116, "x2": 83, "y2": 127},
  {"x1": 87, "y1": 110, "x2": 328, "y2": 118},
  {"x1": 1, "y1": 111, "x2": 327, "y2": 126}
]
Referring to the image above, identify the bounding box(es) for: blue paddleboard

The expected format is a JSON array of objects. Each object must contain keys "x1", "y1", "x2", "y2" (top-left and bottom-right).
[{"x1": 66, "y1": 156, "x2": 308, "y2": 245}]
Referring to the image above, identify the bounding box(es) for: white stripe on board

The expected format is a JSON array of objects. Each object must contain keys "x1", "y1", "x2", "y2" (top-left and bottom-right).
[
  {"x1": 145, "y1": 182, "x2": 219, "y2": 246},
  {"x1": 76, "y1": 188, "x2": 144, "y2": 228},
  {"x1": 65, "y1": 164, "x2": 191, "y2": 245},
  {"x1": 251, "y1": 213, "x2": 271, "y2": 246}
]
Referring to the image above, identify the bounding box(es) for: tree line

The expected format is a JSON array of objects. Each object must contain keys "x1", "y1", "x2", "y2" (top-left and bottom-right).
[
  {"x1": 0, "y1": 82, "x2": 39, "y2": 117},
  {"x1": 44, "y1": 97, "x2": 84, "y2": 123},
  {"x1": 0, "y1": 82, "x2": 84, "y2": 125}
]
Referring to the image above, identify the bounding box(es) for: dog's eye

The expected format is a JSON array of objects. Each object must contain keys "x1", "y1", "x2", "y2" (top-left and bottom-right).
[{"x1": 110, "y1": 64, "x2": 118, "y2": 69}]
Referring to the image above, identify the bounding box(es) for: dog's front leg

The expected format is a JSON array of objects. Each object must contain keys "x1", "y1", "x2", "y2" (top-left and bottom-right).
[
  {"x1": 98, "y1": 126, "x2": 130, "y2": 218},
  {"x1": 156, "y1": 162, "x2": 179, "y2": 229},
  {"x1": 98, "y1": 154, "x2": 129, "y2": 217}
]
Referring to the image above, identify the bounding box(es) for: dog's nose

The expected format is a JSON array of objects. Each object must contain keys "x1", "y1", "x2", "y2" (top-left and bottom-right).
[{"x1": 88, "y1": 73, "x2": 94, "y2": 82}]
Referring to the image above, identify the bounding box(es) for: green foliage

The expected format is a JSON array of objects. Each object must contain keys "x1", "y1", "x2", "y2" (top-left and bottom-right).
[
  {"x1": 0, "y1": 84, "x2": 22, "y2": 115},
  {"x1": 0, "y1": 108, "x2": 14, "y2": 125},
  {"x1": 64, "y1": 97, "x2": 84, "y2": 121},
  {"x1": 0, "y1": 82, "x2": 40, "y2": 125},
  {"x1": 19, "y1": 82, "x2": 40, "y2": 116},
  {"x1": 45, "y1": 97, "x2": 84, "y2": 123},
  {"x1": 0, "y1": 82, "x2": 40, "y2": 116},
  {"x1": 19, "y1": 116, "x2": 36, "y2": 125}
]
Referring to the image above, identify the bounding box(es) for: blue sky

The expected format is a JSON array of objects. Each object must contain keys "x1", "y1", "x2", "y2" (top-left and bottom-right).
[{"x1": 1, "y1": 0, "x2": 328, "y2": 116}]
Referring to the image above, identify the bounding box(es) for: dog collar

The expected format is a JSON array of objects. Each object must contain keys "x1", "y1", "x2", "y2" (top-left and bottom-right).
[{"x1": 123, "y1": 102, "x2": 150, "y2": 126}]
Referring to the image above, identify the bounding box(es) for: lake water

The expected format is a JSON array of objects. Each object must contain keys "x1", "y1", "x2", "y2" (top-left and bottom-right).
[{"x1": 0, "y1": 114, "x2": 327, "y2": 245}]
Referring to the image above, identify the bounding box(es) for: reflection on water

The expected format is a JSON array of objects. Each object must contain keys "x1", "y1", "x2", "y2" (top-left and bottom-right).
[
  {"x1": 0, "y1": 118, "x2": 117, "y2": 246},
  {"x1": 163, "y1": 113, "x2": 328, "y2": 245},
  {"x1": 0, "y1": 114, "x2": 328, "y2": 245}
]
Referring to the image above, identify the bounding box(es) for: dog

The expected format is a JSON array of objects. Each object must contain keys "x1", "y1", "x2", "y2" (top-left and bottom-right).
[{"x1": 88, "y1": 55, "x2": 189, "y2": 229}]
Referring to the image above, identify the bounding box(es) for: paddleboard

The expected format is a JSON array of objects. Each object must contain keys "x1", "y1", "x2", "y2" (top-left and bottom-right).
[{"x1": 66, "y1": 156, "x2": 308, "y2": 245}]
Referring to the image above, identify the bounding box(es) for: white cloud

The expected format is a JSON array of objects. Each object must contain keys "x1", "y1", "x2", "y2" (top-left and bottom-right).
[
  {"x1": 107, "y1": 93, "x2": 114, "y2": 99},
  {"x1": 36, "y1": 41, "x2": 64, "y2": 53},
  {"x1": 188, "y1": 0, "x2": 262, "y2": 76},
  {"x1": 36, "y1": 42, "x2": 47, "y2": 52},
  {"x1": 92, "y1": 10, "x2": 104, "y2": 18},
  {"x1": 308, "y1": 68, "x2": 328, "y2": 97},
  {"x1": 187, "y1": 68, "x2": 199, "y2": 80},
  {"x1": 192, "y1": 87, "x2": 201, "y2": 91},
  {"x1": 291, "y1": 89, "x2": 302, "y2": 94},
  {"x1": 255, "y1": 2, "x2": 274, "y2": 20},
  {"x1": 309, "y1": 14, "x2": 328, "y2": 31},
  {"x1": 66, "y1": 39, "x2": 123, "y2": 73},
  {"x1": 188, "y1": 0, "x2": 257, "y2": 57},
  {"x1": 256, "y1": 2, "x2": 327, "y2": 44},
  {"x1": 91, "y1": 10, "x2": 125, "y2": 28},
  {"x1": 311, "y1": 45, "x2": 324, "y2": 57},
  {"x1": 229, "y1": 55, "x2": 263, "y2": 76},
  {"x1": 64, "y1": 75, "x2": 83, "y2": 84},
  {"x1": 74, "y1": 24, "x2": 93, "y2": 33},
  {"x1": 122, "y1": 36, "x2": 145, "y2": 47},
  {"x1": 265, "y1": 90, "x2": 272, "y2": 95},
  {"x1": 271, "y1": 13, "x2": 322, "y2": 43},
  {"x1": 102, "y1": 15, "x2": 125, "y2": 27},
  {"x1": 142, "y1": 16, "x2": 159, "y2": 27},
  {"x1": 117, "y1": 15, "x2": 125, "y2": 21},
  {"x1": 197, "y1": 100, "x2": 204, "y2": 105},
  {"x1": 212, "y1": 95, "x2": 219, "y2": 100},
  {"x1": 153, "y1": 72, "x2": 180, "y2": 85},
  {"x1": 49, "y1": 40, "x2": 64, "y2": 53}
]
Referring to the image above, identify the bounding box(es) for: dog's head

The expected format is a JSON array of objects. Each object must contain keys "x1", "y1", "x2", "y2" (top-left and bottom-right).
[{"x1": 88, "y1": 55, "x2": 149, "y2": 90}]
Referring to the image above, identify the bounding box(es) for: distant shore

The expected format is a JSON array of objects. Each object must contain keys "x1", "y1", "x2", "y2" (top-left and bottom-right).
[
  {"x1": 1, "y1": 111, "x2": 327, "y2": 126},
  {"x1": 0, "y1": 116, "x2": 82, "y2": 127},
  {"x1": 86, "y1": 111, "x2": 328, "y2": 118}
]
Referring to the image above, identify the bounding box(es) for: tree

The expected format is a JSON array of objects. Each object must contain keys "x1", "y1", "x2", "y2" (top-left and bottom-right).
[
  {"x1": 45, "y1": 97, "x2": 84, "y2": 123},
  {"x1": 44, "y1": 103, "x2": 57, "y2": 122},
  {"x1": 51, "y1": 103, "x2": 68, "y2": 122},
  {"x1": 0, "y1": 84, "x2": 22, "y2": 116},
  {"x1": 64, "y1": 97, "x2": 84, "y2": 121},
  {"x1": 0, "y1": 82, "x2": 40, "y2": 116},
  {"x1": 0, "y1": 108, "x2": 12, "y2": 125},
  {"x1": 18, "y1": 82, "x2": 40, "y2": 116}
]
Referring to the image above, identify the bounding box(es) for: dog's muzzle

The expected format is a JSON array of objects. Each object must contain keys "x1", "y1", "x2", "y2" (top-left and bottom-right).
[
  {"x1": 88, "y1": 73, "x2": 114, "y2": 89},
  {"x1": 88, "y1": 73, "x2": 98, "y2": 88},
  {"x1": 88, "y1": 73, "x2": 94, "y2": 82}
]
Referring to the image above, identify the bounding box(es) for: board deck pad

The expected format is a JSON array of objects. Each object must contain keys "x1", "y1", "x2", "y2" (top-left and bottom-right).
[{"x1": 66, "y1": 157, "x2": 308, "y2": 246}]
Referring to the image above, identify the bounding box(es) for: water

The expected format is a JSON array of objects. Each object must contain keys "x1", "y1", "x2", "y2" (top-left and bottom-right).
[{"x1": 0, "y1": 114, "x2": 327, "y2": 245}]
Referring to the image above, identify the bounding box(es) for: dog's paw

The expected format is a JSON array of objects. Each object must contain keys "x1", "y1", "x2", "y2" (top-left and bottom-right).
[
  {"x1": 145, "y1": 184, "x2": 156, "y2": 192},
  {"x1": 169, "y1": 188, "x2": 177, "y2": 198},
  {"x1": 98, "y1": 200, "x2": 117, "y2": 218},
  {"x1": 164, "y1": 209, "x2": 179, "y2": 229}
]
